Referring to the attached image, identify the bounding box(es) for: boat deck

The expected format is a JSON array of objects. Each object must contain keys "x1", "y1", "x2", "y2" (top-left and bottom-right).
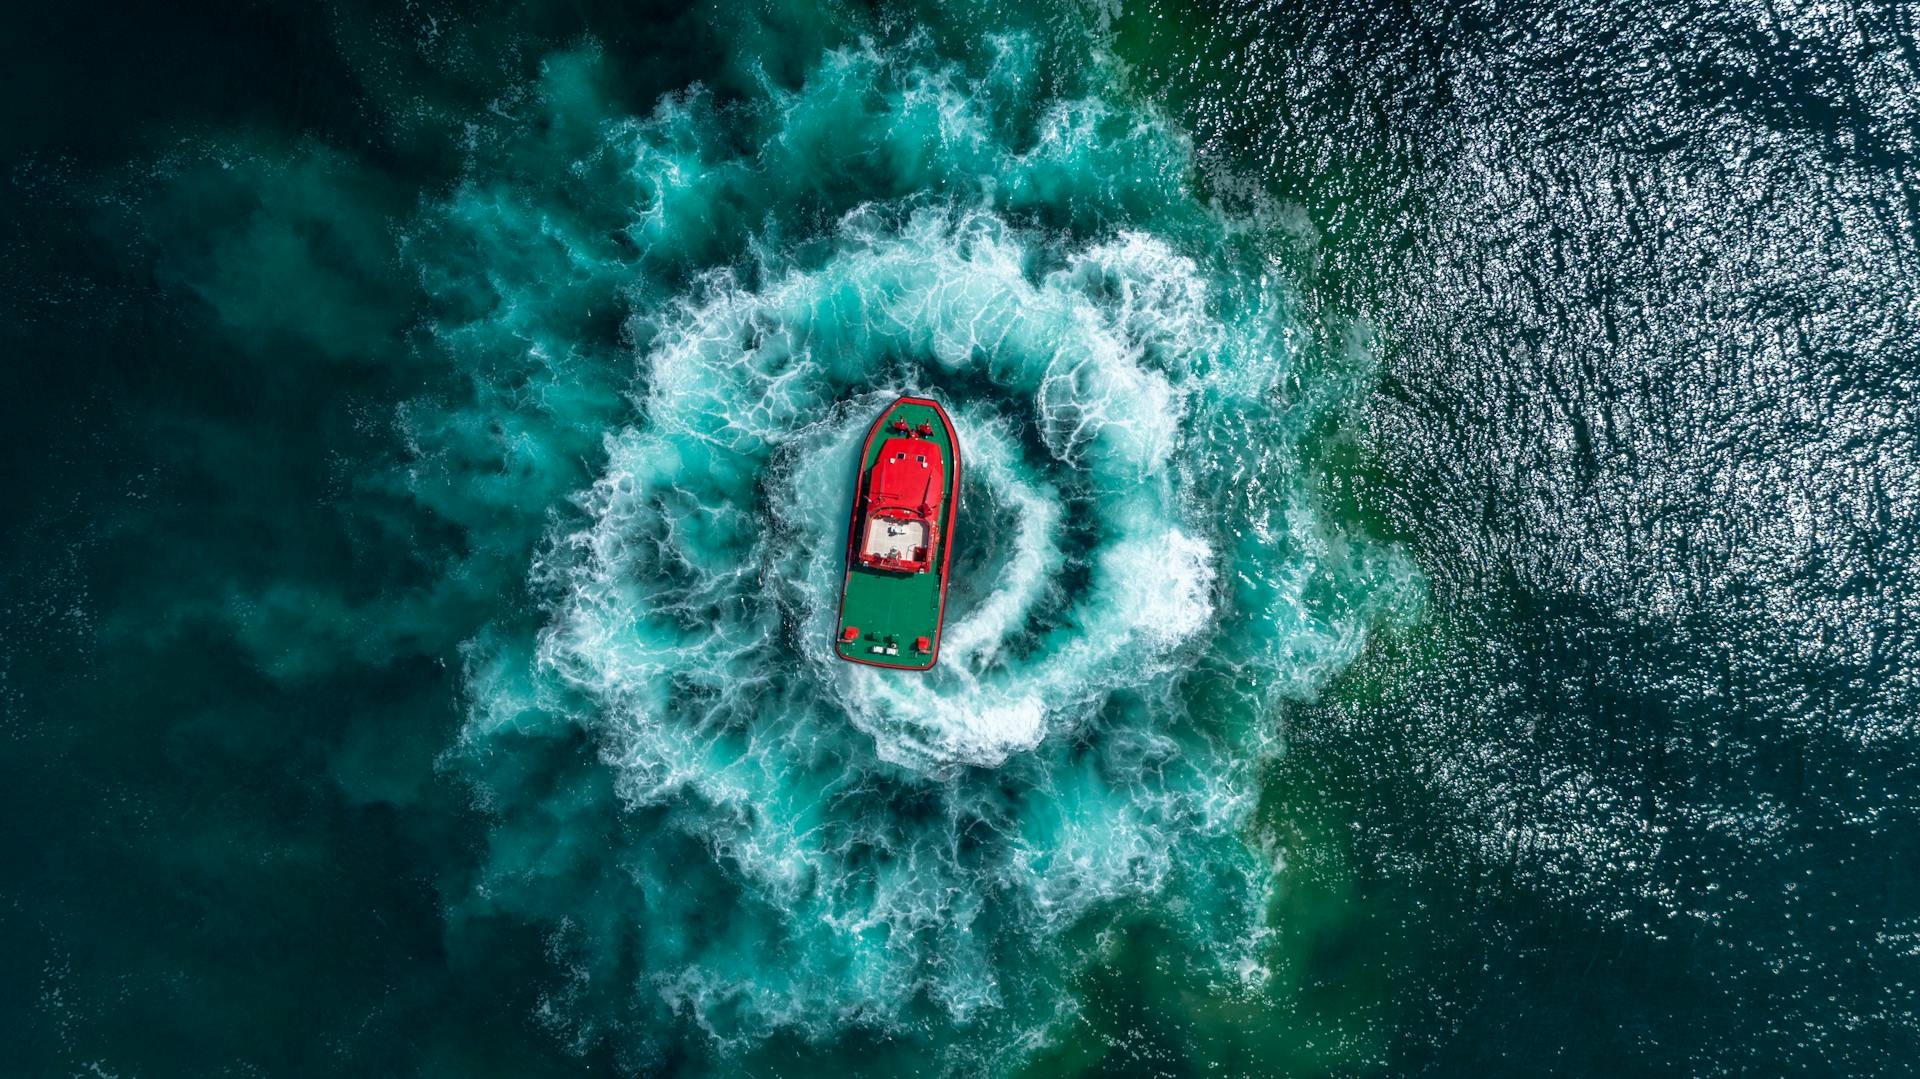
[{"x1": 835, "y1": 398, "x2": 958, "y2": 670}]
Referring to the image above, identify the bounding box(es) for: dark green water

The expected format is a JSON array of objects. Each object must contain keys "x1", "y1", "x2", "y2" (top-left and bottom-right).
[{"x1": 4, "y1": 0, "x2": 1916, "y2": 1074}]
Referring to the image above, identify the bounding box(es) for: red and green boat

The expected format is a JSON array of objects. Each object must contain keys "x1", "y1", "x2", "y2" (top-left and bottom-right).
[{"x1": 834, "y1": 396, "x2": 961, "y2": 670}]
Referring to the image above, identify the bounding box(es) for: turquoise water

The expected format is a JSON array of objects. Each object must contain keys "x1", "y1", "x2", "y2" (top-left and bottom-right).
[
  {"x1": 408, "y1": 21, "x2": 1417, "y2": 1066},
  {"x1": 4, "y1": 0, "x2": 1917, "y2": 1074}
]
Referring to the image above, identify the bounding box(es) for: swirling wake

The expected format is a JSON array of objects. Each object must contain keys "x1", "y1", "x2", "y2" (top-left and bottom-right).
[{"x1": 374, "y1": 20, "x2": 1418, "y2": 1071}]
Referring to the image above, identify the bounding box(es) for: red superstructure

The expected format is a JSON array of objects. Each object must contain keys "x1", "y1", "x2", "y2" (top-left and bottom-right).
[{"x1": 855, "y1": 420, "x2": 947, "y2": 574}]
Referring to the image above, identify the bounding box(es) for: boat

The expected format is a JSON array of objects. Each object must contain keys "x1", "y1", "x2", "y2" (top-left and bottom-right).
[{"x1": 833, "y1": 396, "x2": 961, "y2": 670}]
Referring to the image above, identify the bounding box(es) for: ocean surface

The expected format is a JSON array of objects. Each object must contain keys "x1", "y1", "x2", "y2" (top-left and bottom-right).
[{"x1": 3, "y1": 0, "x2": 1916, "y2": 1074}]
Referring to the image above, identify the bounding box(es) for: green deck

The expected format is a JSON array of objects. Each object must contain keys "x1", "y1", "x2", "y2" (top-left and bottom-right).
[{"x1": 835, "y1": 398, "x2": 958, "y2": 671}]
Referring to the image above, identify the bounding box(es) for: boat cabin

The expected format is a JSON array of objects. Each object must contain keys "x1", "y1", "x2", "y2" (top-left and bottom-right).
[{"x1": 857, "y1": 431, "x2": 946, "y2": 573}]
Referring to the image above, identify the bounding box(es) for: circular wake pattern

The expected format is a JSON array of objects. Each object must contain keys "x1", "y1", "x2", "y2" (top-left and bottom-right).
[
  {"x1": 423, "y1": 27, "x2": 1420, "y2": 1069},
  {"x1": 566, "y1": 214, "x2": 1228, "y2": 769}
]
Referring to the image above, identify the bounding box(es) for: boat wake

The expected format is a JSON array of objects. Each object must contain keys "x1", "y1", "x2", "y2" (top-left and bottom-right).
[{"x1": 155, "y1": 16, "x2": 1424, "y2": 1073}]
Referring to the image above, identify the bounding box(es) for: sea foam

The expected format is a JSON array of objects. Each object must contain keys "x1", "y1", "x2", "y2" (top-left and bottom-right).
[{"x1": 406, "y1": 22, "x2": 1423, "y2": 1070}]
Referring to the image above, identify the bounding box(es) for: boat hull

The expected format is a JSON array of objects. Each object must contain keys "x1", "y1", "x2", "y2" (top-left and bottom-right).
[{"x1": 834, "y1": 397, "x2": 960, "y2": 670}]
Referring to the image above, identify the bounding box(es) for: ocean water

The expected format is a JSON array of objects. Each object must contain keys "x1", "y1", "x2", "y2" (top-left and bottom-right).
[{"x1": 3, "y1": 0, "x2": 1916, "y2": 1075}]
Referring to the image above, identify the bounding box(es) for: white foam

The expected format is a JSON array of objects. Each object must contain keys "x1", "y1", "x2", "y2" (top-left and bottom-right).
[
  {"x1": 452, "y1": 139, "x2": 1411, "y2": 1051},
  {"x1": 934, "y1": 413, "x2": 1063, "y2": 669}
]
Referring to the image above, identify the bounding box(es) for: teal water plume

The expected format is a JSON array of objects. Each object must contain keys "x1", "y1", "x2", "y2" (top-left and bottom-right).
[{"x1": 411, "y1": 26, "x2": 1418, "y2": 1066}]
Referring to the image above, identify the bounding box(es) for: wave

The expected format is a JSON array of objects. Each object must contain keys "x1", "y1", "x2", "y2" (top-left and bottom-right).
[{"x1": 373, "y1": 19, "x2": 1416, "y2": 1072}]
